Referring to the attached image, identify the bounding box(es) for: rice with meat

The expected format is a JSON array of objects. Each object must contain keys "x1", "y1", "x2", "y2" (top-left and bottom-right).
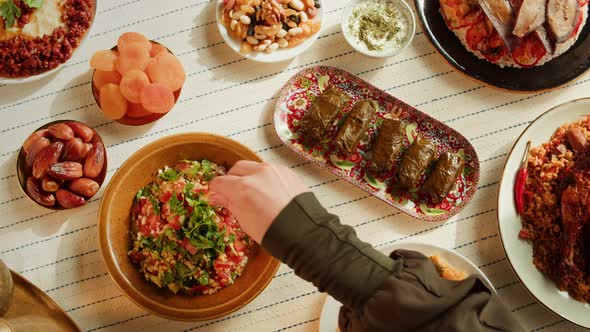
[{"x1": 520, "y1": 117, "x2": 590, "y2": 301}]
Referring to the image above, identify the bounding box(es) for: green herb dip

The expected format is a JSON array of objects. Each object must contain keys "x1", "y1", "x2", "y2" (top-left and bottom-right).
[{"x1": 347, "y1": 0, "x2": 410, "y2": 53}]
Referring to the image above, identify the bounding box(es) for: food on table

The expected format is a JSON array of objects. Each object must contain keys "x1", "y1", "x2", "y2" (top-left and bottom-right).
[
  {"x1": 344, "y1": 0, "x2": 413, "y2": 55},
  {"x1": 439, "y1": 0, "x2": 483, "y2": 29},
  {"x1": 429, "y1": 255, "x2": 468, "y2": 281},
  {"x1": 220, "y1": 0, "x2": 322, "y2": 54},
  {"x1": 90, "y1": 50, "x2": 118, "y2": 72},
  {"x1": 277, "y1": 67, "x2": 480, "y2": 221},
  {"x1": 99, "y1": 83, "x2": 128, "y2": 120},
  {"x1": 92, "y1": 70, "x2": 122, "y2": 90},
  {"x1": 298, "y1": 85, "x2": 349, "y2": 147},
  {"x1": 519, "y1": 116, "x2": 590, "y2": 302},
  {"x1": 19, "y1": 121, "x2": 105, "y2": 209},
  {"x1": 117, "y1": 31, "x2": 151, "y2": 53},
  {"x1": 513, "y1": 141, "x2": 530, "y2": 216},
  {"x1": 127, "y1": 102, "x2": 153, "y2": 118},
  {"x1": 128, "y1": 160, "x2": 251, "y2": 295},
  {"x1": 146, "y1": 52, "x2": 186, "y2": 91},
  {"x1": 422, "y1": 152, "x2": 465, "y2": 204},
  {"x1": 367, "y1": 119, "x2": 407, "y2": 174},
  {"x1": 439, "y1": 0, "x2": 587, "y2": 67},
  {"x1": 140, "y1": 83, "x2": 175, "y2": 114},
  {"x1": 333, "y1": 99, "x2": 378, "y2": 156},
  {"x1": 116, "y1": 43, "x2": 151, "y2": 74},
  {"x1": 477, "y1": 0, "x2": 519, "y2": 51},
  {"x1": 90, "y1": 32, "x2": 185, "y2": 122},
  {"x1": 0, "y1": 0, "x2": 95, "y2": 78},
  {"x1": 397, "y1": 136, "x2": 437, "y2": 189},
  {"x1": 546, "y1": 0, "x2": 579, "y2": 43},
  {"x1": 512, "y1": 0, "x2": 546, "y2": 38},
  {"x1": 120, "y1": 70, "x2": 150, "y2": 104}
]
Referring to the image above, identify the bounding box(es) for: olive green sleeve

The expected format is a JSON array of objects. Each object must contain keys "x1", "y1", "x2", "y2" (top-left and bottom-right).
[
  {"x1": 262, "y1": 192, "x2": 524, "y2": 332},
  {"x1": 262, "y1": 191, "x2": 394, "y2": 310}
]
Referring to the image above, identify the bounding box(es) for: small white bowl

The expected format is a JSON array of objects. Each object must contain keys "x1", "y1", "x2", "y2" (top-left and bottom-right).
[
  {"x1": 216, "y1": 0, "x2": 325, "y2": 63},
  {"x1": 0, "y1": 0, "x2": 99, "y2": 85},
  {"x1": 341, "y1": 0, "x2": 416, "y2": 58}
]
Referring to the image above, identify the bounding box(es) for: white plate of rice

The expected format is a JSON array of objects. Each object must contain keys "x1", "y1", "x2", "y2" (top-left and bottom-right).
[{"x1": 498, "y1": 98, "x2": 590, "y2": 329}]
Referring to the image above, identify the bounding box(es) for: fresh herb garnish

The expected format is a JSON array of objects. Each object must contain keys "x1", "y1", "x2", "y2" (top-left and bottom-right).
[
  {"x1": 162, "y1": 271, "x2": 174, "y2": 285},
  {"x1": 0, "y1": 0, "x2": 21, "y2": 29},
  {"x1": 0, "y1": 0, "x2": 43, "y2": 29},
  {"x1": 162, "y1": 240, "x2": 178, "y2": 253},
  {"x1": 168, "y1": 194, "x2": 186, "y2": 217},
  {"x1": 24, "y1": 0, "x2": 43, "y2": 8},
  {"x1": 140, "y1": 237, "x2": 153, "y2": 248},
  {"x1": 159, "y1": 167, "x2": 180, "y2": 181},
  {"x1": 175, "y1": 262, "x2": 195, "y2": 279},
  {"x1": 198, "y1": 271, "x2": 209, "y2": 285}
]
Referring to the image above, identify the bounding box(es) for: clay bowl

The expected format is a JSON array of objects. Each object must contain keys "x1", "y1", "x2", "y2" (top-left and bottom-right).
[
  {"x1": 17, "y1": 120, "x2": 107, "y2": 210},
  {"x1": 91, "y1": 41, "x2": 182, "y2": 126},
  {"x1": 98, "y1": 133, "x2": 281, "y2": 321}
]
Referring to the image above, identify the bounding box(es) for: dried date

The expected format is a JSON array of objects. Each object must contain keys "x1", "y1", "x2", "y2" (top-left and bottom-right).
[
  {"x1": 48, "y1": 123, "x2": 74, "y2": 141},
  {"x1": 62, "y1": 138, "x2": 88, "y2": 162},
  {"x1": 26, "y1": 178, "x2": 56, "y2": 207},
  {"x1": 48, "y1": 162, "x2": 83, "y2": 181},
  {"x1": 32, "y1": 141, "x2": 64, "y2": 179},
  {"x1": 66, "y1": 122, "x2": 94, "y2": 143},
  {"x1": 25, "y1": 137, "x2": 50, "y2": 169},
  {"x1": 41, "y1": 177, "x2": 61, "y2": 192},
  {"x1": 23, "y1": 129, "x2": 50, "y2": 153},
  {"x1": 83, "y1": 142, "x2": 105, "y2": 178},
  {"x1": 56, "y1": 189, "x2": 86, "y2": 208},
  {"x1": 69, "y1": 178, "x2": 99, "y2": 198}
]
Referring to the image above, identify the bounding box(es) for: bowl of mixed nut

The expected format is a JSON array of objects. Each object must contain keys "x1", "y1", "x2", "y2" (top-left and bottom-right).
[
  {"x1": 17, "y1": 120, "x2": 107, "y2": 210},
  {"x1": 217, "y1": 0, "x2": 324, "y2": 63}
]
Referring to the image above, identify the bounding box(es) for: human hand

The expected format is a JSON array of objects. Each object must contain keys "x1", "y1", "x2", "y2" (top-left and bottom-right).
[{"x1": 208, "y1": 161, "x2": 308, "y2": 243}]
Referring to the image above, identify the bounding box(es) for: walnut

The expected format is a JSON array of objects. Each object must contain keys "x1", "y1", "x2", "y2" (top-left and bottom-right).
[{"x1": 260, "y1": 0, "x2": 285, "y2": 26}]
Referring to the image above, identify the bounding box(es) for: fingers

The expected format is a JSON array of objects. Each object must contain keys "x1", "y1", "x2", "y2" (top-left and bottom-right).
[
  {"x1": 228, "y1": 160, "x2": 263, "y2": 176},
  {"x1": 209, "y1": 175, "x2": 242, "y2": 195},
  {"x1": 208, "y1": 175, "x2": 242, "y2": 207},
  {"x1": 207, "y1": 192, "x2": 228, "y2": 207}
]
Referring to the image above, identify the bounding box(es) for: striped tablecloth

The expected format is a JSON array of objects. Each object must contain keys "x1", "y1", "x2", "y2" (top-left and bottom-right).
[{"x1": 0, "y1": 0, "x2": 588, "y2": 331}]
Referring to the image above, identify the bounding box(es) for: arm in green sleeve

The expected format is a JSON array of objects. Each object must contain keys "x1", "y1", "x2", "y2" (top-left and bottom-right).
[{"x1": 262, "y1": 192, "x2": 524, "y2": 332}]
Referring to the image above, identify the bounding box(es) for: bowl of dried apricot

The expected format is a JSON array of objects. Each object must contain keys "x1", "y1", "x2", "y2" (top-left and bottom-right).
[
  {"x1": 90, "y1": 32, "x2": 186, "y2": 126},
  {"x1": 17, "y1": 120, "x2": 107, "y2": 210}
]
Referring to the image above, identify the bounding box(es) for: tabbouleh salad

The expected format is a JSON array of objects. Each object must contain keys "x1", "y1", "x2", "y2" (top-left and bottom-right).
[{"x1": 128, "y1": 160, "x2": 251, "y2": 295}]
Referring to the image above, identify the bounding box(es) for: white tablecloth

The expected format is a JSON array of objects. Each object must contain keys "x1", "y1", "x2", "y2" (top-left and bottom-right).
[{"x1": 0, "y1": 0, "x2": 588, "y2": 331}]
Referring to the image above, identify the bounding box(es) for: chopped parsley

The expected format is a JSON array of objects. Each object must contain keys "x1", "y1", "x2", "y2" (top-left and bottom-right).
[
  {"x1": 129, "y1": 160, "x2": 249, "y2": 295},
  {"x1": 158, "y1": 167, "x2": 180, "y2": 181}
]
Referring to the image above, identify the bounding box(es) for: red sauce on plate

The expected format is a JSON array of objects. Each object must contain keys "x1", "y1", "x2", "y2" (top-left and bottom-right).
[{"x1": 0, "y1": 0, "x2": 94, "y2": 78}]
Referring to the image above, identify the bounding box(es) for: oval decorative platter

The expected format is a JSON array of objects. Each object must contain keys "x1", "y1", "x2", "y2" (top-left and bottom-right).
[{"x1": 273, "y1": 66, "x2": 480, "y2": 222}]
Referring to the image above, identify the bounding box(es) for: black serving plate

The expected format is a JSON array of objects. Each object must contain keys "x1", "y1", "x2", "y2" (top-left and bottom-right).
[{"x1": 415, "y1": 0, "x2": 590, "y2": 92}]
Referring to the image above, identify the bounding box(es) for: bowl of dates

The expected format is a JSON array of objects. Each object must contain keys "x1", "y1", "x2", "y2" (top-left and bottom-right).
[{"x1": 17, "y1": 120, "x2": 107, "y2": 210}]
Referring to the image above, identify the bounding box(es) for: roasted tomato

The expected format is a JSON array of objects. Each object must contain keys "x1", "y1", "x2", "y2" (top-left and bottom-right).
[
  {"x1": 511, "y1": 33, "x2": 547, "y2": 67},
  {"x1": 465, "y1": 18, "x2": 509, "y2": 62},
  {"x1": 440, "y1": 0, "x2": 484, "y2": 29}
]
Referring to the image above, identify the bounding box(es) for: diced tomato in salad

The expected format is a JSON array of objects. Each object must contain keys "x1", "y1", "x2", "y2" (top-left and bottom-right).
[{"x1": 128, "y1": 160, "x2": 251, "y2": 296}]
